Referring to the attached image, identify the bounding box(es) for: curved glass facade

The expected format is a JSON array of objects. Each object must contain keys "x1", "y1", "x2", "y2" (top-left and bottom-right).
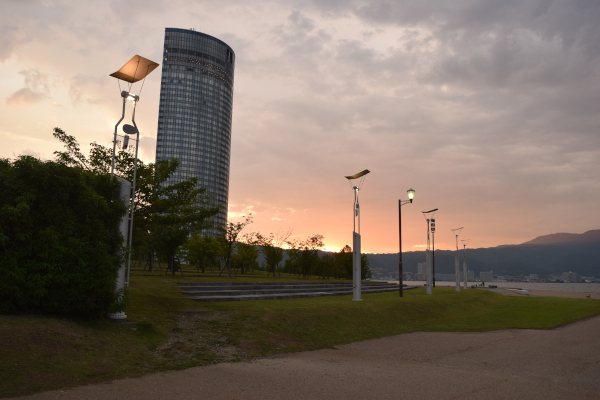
[{"x1": 155, "y1": 28, "x2": 235, "y2": 233}]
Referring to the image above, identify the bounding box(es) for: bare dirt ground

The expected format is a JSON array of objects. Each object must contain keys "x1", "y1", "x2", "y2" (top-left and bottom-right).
[{"x1": 16, "y1": 293, "x2": 600, "y2": 400}]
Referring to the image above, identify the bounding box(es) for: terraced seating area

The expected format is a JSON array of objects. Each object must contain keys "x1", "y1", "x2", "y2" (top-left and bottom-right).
[{"x1": 179, "y1": 281, "x2": 405, "y2": 302}]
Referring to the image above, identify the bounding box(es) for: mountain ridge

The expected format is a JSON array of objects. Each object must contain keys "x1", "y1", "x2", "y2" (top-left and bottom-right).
[{"x1": 365, "y1": 229, "x2": 600, "y2": 278}]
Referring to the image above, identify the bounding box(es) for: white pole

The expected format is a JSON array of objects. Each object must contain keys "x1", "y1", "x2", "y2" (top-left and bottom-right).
[
  {"x1": 111, "y1": 98, "x2": 126, "y2": 180},
  {"x1": 125, "y1": 100, "x2": 140, "y2": 287},
  {"x1": 455, "y1": 233, "x2": 460, "y2": 291},
  {"x1": 426, "y1": 249, "x2": 432, "y2": 295},
  {"x1": 463, "y1": 261, "x2": 468, "y2": 288},
  {"x1": 352, "y1": 187, "x2": 362, "y2": 301},
  {"x1": 353, "y1": 232, "x2": 362, "y2": 301},
  {"x1": 463, "y1": 244, "x2": 468, "y2": 289},
  {"x1": 108, "y1": 177, "x2": 131, "y2": 320},
  {"x1": 426, "y1": 219, "x2": 432, "y2": 295}
]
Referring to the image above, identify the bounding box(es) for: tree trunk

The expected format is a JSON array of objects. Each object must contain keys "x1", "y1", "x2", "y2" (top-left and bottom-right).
[
  {"x1": 170, "y1": 255, "x2": 174, "y2": 276},
  {"x1": 149, "y1": 252, "x2": 154, "y2": 272}
]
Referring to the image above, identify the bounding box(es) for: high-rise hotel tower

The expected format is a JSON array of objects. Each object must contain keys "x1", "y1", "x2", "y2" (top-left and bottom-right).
[{"x1": 155, "y1": 28, "x2": 235, "y2": 232}]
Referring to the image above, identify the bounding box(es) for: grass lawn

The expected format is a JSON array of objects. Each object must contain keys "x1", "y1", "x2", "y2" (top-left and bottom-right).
[{"x1": 2, "y1": 272, "x2": 600, "y2": 397}]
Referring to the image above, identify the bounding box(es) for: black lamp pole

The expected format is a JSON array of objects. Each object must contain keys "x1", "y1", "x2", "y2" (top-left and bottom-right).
[{"x1": 398, "y1": 189, "x2": 415, "y2": 297}]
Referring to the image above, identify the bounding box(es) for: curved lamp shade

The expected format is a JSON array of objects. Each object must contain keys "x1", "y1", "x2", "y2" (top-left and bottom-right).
[
  {"x1": 110, "y1": 55, "x2": 159, "y2": 83},
  {"x1": 345, "y1": 169, "x2": 370, "y2": 180},
  {"x1": 407, "y1": 188, "x2": 415, "y2": 200}
]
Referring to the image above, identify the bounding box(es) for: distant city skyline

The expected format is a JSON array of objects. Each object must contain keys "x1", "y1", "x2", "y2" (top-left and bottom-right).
[{"x1": 1, "y1": 1, "x2": 598, "y2": 253}]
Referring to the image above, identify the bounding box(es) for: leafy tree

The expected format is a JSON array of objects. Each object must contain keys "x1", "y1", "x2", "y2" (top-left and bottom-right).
[
  {"x1": 319, "y1": 252, "x2": 336, "y2": 279},
  {"x1": 0, "y1": 156, "x2": 126, "y2": 316},
  {"x1": 184, "y1": 234, "x2": 223, "y2": 273},
  {"x1": 52, "y1": 128, "x2": 218, "y2": 274},
  {"x1": 149, "y1": 173, "x2": 218, "y2": 275},
  {"x1": 256, "y1": 230, "x2": 292, "y2": 278},
  {"x1": 233, "y1": 233, "x2": 259, "y2": 275},
  {"x1": 217, "y1": 215, "x2": 253, "y2": 278},
  {"x1": 337, "y1": 245, "x2": 353, "y2": 279},
  {"x1": 335, "y1": 244, "x2": 372, "y2": 280},
  {"x1": 286, "y1": 234, "x2": 324, "y2": 279},
  {"x1": 361, "y1": 253, "x2": 372, "y2": 280}
]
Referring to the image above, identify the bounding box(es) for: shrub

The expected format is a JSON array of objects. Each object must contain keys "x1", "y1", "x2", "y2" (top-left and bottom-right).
[{"x1": 0, "y1": 156, "x2": 127, "y2": 316}]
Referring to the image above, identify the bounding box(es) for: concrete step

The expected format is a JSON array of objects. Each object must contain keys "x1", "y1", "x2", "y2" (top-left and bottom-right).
[
  {"x1": 177, "y1": 282, "x2": 395, "y2": 288},
  {"x1": 185, "y1": 285, "x2": 405, "y2": 302},
  {"x1": 180, "y1": 284, "x2": 398, "y2": 295},
  {"x1": 178, "y1": 283, "x2": 397, "y2": 291}
]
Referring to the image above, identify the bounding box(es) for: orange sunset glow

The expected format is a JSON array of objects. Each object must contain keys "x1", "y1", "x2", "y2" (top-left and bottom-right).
[{"x1": 1, "y1": 2, "x2": 598, "y2": 254}]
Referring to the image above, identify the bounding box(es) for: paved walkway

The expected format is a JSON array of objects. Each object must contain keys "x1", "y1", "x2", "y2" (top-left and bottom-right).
[{"x1": 19, "y1": 309, "x2": 600, "y2": 399}]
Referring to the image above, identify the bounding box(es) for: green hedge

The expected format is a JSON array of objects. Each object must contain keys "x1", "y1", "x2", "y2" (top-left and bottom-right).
[{"x1": 0, "y1": 156, "x2": 127, "y2": 316}]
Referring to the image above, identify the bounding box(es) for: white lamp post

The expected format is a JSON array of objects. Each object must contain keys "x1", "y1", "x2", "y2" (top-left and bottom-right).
[
  {"x1": 345, "y1": 169, "x2": 370, "y2": 301},
  {"x1": 422, "y1": 208, "x2": 438, "y2": 295},
  {"x1": 452, "y1": 227, "x2": 463, "y2": 291},
  {"x1": 462, "y1": 239, "x2": 470, "y2": 289},
  {"x1": 109, "y1": 55, "x2": 159, "y2": 290}
]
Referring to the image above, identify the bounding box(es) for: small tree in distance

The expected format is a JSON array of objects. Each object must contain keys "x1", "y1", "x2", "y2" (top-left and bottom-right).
[
  {"x1": 219, "y1": 214, "x2": 253, "y2": 278},
  {"x1": 286, "y1": 234, "x2": 324, "y2": 279},
  {"x1": 256, "y1": 229, "x2": 292, "y2": 278},
  {"x1": 233, "y1": 233, "x2": 260, "y2": 275}
]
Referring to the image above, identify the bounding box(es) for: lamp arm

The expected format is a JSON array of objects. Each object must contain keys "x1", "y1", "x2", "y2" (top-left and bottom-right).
[{"x1": 111, "y1": 97, "x2": 127, "y2": 179}]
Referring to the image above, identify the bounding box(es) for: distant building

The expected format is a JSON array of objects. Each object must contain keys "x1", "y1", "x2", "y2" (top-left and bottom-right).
[
  {"x1": 562, "y1": 271, "x2": 580, "y2": 283},
  {"x1": 480, "y1": 270, "x2": 494, "y2": 282},
  {"x1": 460, "y1": 270, "x2": 475, "y2": 281},
  {"x1": 417, "y1": 262, "x2": 426, "y2": 280}
]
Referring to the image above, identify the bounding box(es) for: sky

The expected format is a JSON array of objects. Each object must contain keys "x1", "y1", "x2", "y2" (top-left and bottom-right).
[{"x1": 1, "y1": 0, "x2": 599, "y2": 253}]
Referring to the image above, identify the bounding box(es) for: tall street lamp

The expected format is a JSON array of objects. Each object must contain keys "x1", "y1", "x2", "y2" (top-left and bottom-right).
[
  {"x1": 345, "y1": 169, "x2": 370, "y2": 302},
  {"x1": 110, "y1": 55, "x2": 159, "y2": 179},
  {"x1": 462, "y1": 239, "x2": 470, "y2": 289},
  {"x1": 422, "y1": 208, "x2": 438, "y2": 295},
  {"x1": 398, "y1": 188, "x2": 415, "y2": 297},
  {"x1": 451, "y1": 227, "x2": 463, "y2": 292},
  {"x1": 110, "y1": 55, "x2": 159, "y2": 288},
  {"x1": 431, "y1": 217, "x2": 436, "y2": 287}
]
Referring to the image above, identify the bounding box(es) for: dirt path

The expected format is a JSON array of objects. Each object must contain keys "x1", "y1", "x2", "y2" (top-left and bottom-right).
[{"x1": 17, "y1": 309, "x2": 600, "y2": 399}]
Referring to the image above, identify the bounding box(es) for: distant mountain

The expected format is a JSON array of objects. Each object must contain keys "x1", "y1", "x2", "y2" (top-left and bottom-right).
[
  {"x1": 520, "y1": 230, "x2": 600, "y2": 246},
  {"x1": 366, "y1": 229, "x2": 600, "y2": 278}
]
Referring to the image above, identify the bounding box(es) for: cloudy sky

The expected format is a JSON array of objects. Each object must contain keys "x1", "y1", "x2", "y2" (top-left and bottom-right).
[{"x1": 1, "y1": 0, "x2": 599, "y2": 253}]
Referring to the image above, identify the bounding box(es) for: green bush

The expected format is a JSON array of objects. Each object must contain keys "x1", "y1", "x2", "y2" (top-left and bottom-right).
[{"x1": 0, "y1": 156, "x2": 127, "y2": 316}]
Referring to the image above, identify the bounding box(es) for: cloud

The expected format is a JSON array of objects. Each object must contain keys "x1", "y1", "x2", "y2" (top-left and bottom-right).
[
  {"x1": 5, "y1": 69, "x2": 52, "y2": 107},
  {"x1": 1, "y1": 0, "x2": 599, "y2": 251},
  {"x1": 0, "y1": 25, "x2": 29, "y2": 62},
  {"x1": 6, "y1": 87, "x2": 46, "y2": 107},
  {"x1": 138, "y1": 135, "x2": 156, "y2": 163},
  {"x1": 68, "y1": 74, "x2": 113, "y2": 105},
  {"x1": 21, "y1": 148, "x2": 42, "y2": 159}
]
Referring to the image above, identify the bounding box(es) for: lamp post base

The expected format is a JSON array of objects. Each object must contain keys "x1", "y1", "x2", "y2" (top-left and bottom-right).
[{"x1": 108, "y1": 311, "x2": 127, "y2": 321}]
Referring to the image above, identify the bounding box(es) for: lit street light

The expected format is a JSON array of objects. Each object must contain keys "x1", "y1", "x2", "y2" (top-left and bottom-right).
[
  {"x1": 398, "y1": 188, "x2": 415, "y2": 297},
  {"x1": 345, "y1": 169, "x2": 370, "y2": 301}
]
